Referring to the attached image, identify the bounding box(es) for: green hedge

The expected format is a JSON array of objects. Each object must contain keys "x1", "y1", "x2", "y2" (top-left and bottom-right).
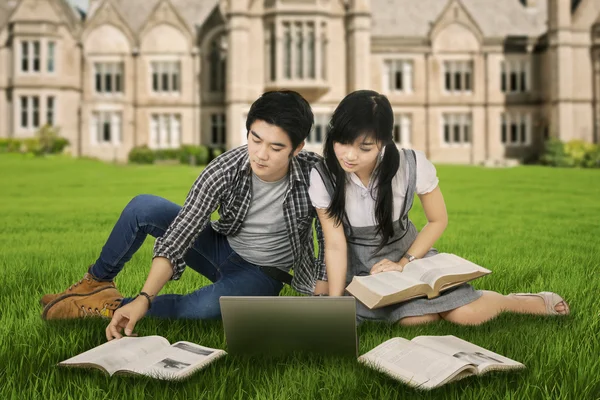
[
  {"x1": 540, "y1": 139, "x2": 600, "y2": 168},
  {"x1": 128, "y1": 146, "x2": 156, "y2": 164},
  {"x1": 0, "y1": 139, "x2": 23, "y2": 153},
  {"x1": 128, "y1": 145, "x2": 216, "y2": 166},
  {"x1": 179, "y1": 145, "x2": 210, "y2": 166},
  {"x1": 209, "y1": 147, "x2": 225, "y2": 162},
  {"x1": 0, "y1": 125, "x2": 69, "y2": 156}
]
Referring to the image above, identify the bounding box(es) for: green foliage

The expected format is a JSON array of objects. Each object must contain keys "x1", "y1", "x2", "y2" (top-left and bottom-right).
[
  {"x1": 0, "y1": 126, "x2": 68, "y2": 156},
  {"x1": 128, "y1": 146, "x2": 156, "y2": 164},
  {"x1": 37, "y1": 125, "x2": 66, "y2": 154},
  {"x1": 154, "y1": 148, "x2": 181, "y2": 161},
  {"x1": 1, "y1": 156, "x2": 599, "y2": 399},
  {"x1": 179, "y1": 145, "x2": 210, "y2": 166},
  {"x1": 540, "y1": 138, "x2": 600, "y2": 168},
  {"x1": 210, "y1": 147, "x2": 225, "y2": 162},
  {"x1": 0, "y1": 138, "x2": 22, "y2": 153}
]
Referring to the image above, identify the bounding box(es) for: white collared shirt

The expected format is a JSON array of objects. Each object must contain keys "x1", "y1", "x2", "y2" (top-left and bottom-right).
[{"x1": 308, "y1": 150, "x2": 439, "y2": 227}]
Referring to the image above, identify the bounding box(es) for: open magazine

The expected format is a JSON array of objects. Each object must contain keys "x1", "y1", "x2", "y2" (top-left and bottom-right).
[
  {"x1": 346, "y1": 253, "x2": 491, "y2": 309},
  {"x1": 358, "y1": 335, "x2": 524, "y2": 390},
  {"x1": 58, "y1": 336, "x2": 226, "y2": 380}
]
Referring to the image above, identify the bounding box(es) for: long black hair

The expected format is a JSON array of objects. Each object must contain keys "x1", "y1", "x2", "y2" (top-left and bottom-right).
[{"x1": 323, "y1": 90, "x2": 400, "y2": 251}]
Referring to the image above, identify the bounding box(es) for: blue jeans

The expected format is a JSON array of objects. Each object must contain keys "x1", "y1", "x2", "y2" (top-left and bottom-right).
[{"x1": 88, "y1": 194, "x2": 284, "y2": 319}]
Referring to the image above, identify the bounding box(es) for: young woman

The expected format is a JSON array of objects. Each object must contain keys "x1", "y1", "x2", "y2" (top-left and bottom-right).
[{"x1": 309, "y1": 90, "x2": 569, "y2": 326}]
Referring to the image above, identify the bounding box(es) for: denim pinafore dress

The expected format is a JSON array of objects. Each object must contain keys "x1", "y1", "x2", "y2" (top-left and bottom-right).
[{"x1": 314, "y1": 149, "x2": 482, "y2": 324}]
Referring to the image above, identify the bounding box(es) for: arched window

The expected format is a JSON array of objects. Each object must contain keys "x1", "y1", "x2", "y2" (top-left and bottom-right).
[{"x1": 209, "y1": 34, "x2": 227, "y2": 92}]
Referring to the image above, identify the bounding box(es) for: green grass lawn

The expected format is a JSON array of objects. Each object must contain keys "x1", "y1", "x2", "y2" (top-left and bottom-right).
[{"x1": 0, "y1": 154, "x2": 598, "y2": 400}]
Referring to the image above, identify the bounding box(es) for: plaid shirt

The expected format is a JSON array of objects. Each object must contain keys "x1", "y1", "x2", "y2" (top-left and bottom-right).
[{"x1": 153, "y1": 145, "x2": 326, "y2": 295}]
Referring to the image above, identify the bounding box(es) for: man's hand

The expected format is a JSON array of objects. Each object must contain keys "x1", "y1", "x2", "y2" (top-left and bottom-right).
[
  {"x1": 105, "y1": 296, "x2": 149, "y2": 341},
  {"x1": 370, "y1": 258, "x2": 408, "y2": 275}
]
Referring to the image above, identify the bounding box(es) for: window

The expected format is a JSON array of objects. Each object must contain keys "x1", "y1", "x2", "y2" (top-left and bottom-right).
[
  {"x1": 278, "y1": 21, "x2": 320, "y2": 81},
  {"x1": 267, "y1": 23, "x2": 276, "y2": 81},
  {"x1": 47, "y1": 42, "x2": 56, "y2": 73},
  {"x1": 393, "y1": 114, "x2": 412, "y2": 147},
  {"x1": 307, "y1": 23, "x2": 315, "y2": 79},
  {"x1": 321, "y1": 22, "x2": 327, "y2": 80},
  {"x1": 91, "y1": 111, "x2": 122, "y2": 145},
  {"x1": 442, "y1": 114, "x2": 471, "y2": 145},
  {"x1": 151, "y1": 61, "x2": 180, "y2": 94},
  {"x1": 19, "y1": 96, "x2": 40, "y2": 129},
  {"x1": 210, "y1": 113, "x2": 226, "y2": 146},
  {"x1": 501, "y1": 112, "x2": 531, "y2": 145},
  {"x1": 501, "y1": 60, "x2": 529, "y2": 93},
  {"x1": 443, "y1": 61, "x2": 473, "y2": 93},
  {"x1": 384, "y1": 60, "x2": 413, "y2": 93},
  {"x1": 209, "y1": 35, "x2": 227, "y2": 92},
  {"x1": 33, "y1": 41, "x2": 41, "y2": 72},
  {"x1": 21, "y1": 42, "x2": 29, "y2": 72},
  {"x1": 20, "y1": 97, "x2": 28, "y2": 128},
  {"x1": 46, "y1": 96, "x2": 55, "y2": 126},
  {"x1": 308, "y1": 114, "x2": 330, "y2": 145},
  {"x1": 284, "y1": 23, "x2": 292, "y2": 79},
  {"x1": 150, "y1": 114, "x2": 181, "y2": 149},
  {"x1": 20, "y1": 40, "x2": 42, "y2": 73},
  {"x1": 94, "y1": 63, "x2": 124, "y2": 94}
]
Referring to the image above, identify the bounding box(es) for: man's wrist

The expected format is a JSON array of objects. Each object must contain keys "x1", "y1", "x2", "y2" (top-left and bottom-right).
[{"x1": 134, "y1": 292, "x2": 154, "y2": 309}]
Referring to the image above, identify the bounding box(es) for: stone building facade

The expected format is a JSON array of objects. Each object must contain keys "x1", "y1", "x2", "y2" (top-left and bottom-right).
[{"x1": 0, "y1": 0, "x2": 598, "y2": 163}]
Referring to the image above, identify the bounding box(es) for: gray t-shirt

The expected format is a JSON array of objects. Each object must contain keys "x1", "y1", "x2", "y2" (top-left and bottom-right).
[{"x1": 227, "y1": 173, "x2": 294, "y2": 270}]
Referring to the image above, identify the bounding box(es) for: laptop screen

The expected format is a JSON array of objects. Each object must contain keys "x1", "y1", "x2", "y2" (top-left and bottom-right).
[{"x1": 220, "y1": 296, "x2": 358, "y2": 357}]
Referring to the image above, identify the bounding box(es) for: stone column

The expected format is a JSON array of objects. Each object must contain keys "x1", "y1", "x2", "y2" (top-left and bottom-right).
[
  {"x1": 547, "y1": 0, "x2": 573, "y2": 141},
  {"x1": 225, "y1": 0, "x2": 250, "y2": 149},
  {"x1": 346, "y1": 0, "x2": 371, "y2": 92}
]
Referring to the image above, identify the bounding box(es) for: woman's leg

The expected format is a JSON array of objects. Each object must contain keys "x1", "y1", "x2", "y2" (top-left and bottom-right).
[
  {"x1": 397, "y1": 314, "x2": 442, "y2": 326},
  {"x1": 439, "y1": 290, "x2": 569, "y2": 326}
]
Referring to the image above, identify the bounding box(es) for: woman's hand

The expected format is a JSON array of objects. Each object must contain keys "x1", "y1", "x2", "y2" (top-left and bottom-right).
[
  {"x1": 370, "y1": 258, "x2": 409, "y2": 275},
  {"x1": 105, "y1": 296, "x2": 149, "y2": 341},
  {"x1": 314, "y1": 279, "x2": 329, "y2": 295}
]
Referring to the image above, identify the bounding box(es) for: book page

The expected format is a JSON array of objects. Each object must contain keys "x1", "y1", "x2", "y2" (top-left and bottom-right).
[
  {"x1": 411, "y1": 336, "x2": 524, "y2": 374},
  {"x1": 58, "y1": 336, "x2": 171, "y2": 376},
  {"x1": 358, "y1": 338, "x2": 472, "y2": 389},
  {"x1": 403, "y1": 254, "x2": 491, "y2": 288},
  {"x1": 353, "y1": 272, "x2": 426, "y2": 297},
  {"x1": 122, "y1": 341, "x2": 226, "y2": 380}
]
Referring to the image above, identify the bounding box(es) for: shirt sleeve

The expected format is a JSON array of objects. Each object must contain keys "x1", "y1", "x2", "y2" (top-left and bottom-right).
[
  {"x1": 414, "y1": 150, "x2": 439, "y2": 195},
  {"x1": 153, "y1": 160, "x2": 227, "y2": 280},
  {"x1": 308, "y1": 168, "x2": 332, "y2": 209}
]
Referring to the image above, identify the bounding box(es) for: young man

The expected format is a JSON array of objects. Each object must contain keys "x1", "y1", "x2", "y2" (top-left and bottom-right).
[{"x1": 40, "y1": 91, "x2": 327, "y2": 340}]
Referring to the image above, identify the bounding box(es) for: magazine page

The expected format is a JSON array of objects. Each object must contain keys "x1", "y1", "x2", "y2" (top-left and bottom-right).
[
  {"x1": 58, "y1": 336, "x2": 171, "y2": 376},
  {"x1": 120, "y1": 341, "x2": 227, "y2": 380},
  {"x1": 411, "y1": 335, "x2": 525, "y2": 374},
  {"x1": 402, "y1": 254, "x2": 490, "y2": 288},
  {"x1": 358, "y1": 337, "x2": 473, "y2": 390}
]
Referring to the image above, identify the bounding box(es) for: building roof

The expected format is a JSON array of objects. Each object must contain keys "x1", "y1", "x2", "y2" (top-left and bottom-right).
[
  {"x1": 0, "y1": 0, "x2": 18, "y2": 31},
  {"x1": 89, "y1": 0, "x2": 218, "y2": 33},
  {"x1": 371, "y1": 0, "x2": 548, "y2": 38}
]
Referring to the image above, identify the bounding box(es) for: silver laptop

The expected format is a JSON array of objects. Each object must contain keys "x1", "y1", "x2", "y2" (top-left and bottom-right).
[{"x1": 220, "y1": 296, "x2": 358, "y2": 357}]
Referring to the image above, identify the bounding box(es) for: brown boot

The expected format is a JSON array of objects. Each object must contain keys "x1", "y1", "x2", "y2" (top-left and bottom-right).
[
  {"x1": 42, "y1": 287, "x2": 123, "y2": 320},
  {"x1": 40, "y1": 271, "x2": 116, "y2": 307}
]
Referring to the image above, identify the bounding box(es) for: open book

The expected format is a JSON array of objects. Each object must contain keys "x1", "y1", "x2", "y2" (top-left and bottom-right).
[
  {"x1": 58, "y1": 336, "x2": 226, "y2": 380},
  {"x1": 358, "y1": 335, "x2": 524, "y2": 390},
  {"x1": 346, "y1": 253, "x2": 491, "y2": 309}
]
